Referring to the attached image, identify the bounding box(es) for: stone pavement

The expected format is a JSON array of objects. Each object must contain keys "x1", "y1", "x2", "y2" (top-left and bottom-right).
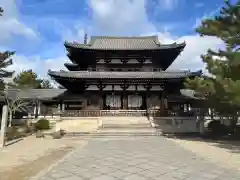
[{"x1": 31, "y1": 137, "x2": 240, "y2": 180}]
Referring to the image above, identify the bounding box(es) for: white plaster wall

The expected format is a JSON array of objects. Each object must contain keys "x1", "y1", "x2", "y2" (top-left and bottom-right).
[
  {"x1": 153, "y1": 117, "x2": 198, "y2": 133},
  {"x1": 55, "y1": 119, "x2": 100, "y2": 132}
]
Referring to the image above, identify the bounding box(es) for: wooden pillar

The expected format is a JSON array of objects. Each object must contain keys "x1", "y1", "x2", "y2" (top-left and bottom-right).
[
  {"x1": 33, "y1": 105, "x2": 37, "y2": 115},
  {"x1": 98, "y1": 95, "x2": 103, "y2": 109},
  {"x1": 102, "y1": 94, "x2": 106, "y2": 110},
  {"x1": 124, "y1": 93, "x2": 128, "y2": 109},
  {"x1": 142, "y1": 93, "x2": 147, "y2": 110},
  {"x1": 146, "y1": 91, "x2": 150, "y2": 109},
  {"x1": 160, "y1": 85, "x2": 165, "y2": 115},
  {"x1": 38, "y1": 102, "x2": 41, "y2": 115},
  {"x1": 62, "y1": 102, "x2": 65, "y2": 112},
  {"x1": 121, "y1": 92, "x2": 123, "y2": 109},
  {"x1": 34, "y1": 100, "x2": 39, "y2": 119},
  {"x1": 121, "y1": 92, "x2": 127, "y2": 109},
  {"x1": 120, "y1": 82, "x2": 128, "y2": 109},
  {"x1": 97, "y1": 82, "x2": 104, "y2": 110}
]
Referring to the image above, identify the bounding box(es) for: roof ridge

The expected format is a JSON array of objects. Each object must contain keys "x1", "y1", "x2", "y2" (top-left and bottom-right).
[
  {"x1": 90, "y1": 35, "x2": 158, "y2": 39},
  {"x1": 89, "y1": 35, "x2": 160, "y2": 47},
  {"x1": 65, "y1": 35, "x2": 159, "y2": 45}
]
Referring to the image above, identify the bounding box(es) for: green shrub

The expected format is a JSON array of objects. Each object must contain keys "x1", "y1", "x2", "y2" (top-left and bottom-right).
[{"x1": 35, "y1": 118, "x2": 50, "y2": 130}]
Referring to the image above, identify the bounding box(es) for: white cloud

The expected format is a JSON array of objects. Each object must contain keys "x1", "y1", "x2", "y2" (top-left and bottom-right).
[
  {"x1": 145, "y1": 31, "x2": 223, "y2": 72},
  {"x1": 89, "y1": 0, "x2": 156, "y2": 34},
  {"x1": 169, "y1": 35, "x2": 223, "y2": 72},
  {"x1": 194, "y1": 2, "x2": 204, "y2": 8},
  {"x1": 60, "y1": 23, "x2": 85, "y2": 43},
  {"x1": 5, "y1": 54, "x2": 68, "y2": 81},
  {"x1": 0, "y1": 0, "x2": 37, "y2": 44},
  {"x1": 193, "y1": 6, "x2": 221, "y2": 29},
  {"x1": 158, "y1": 0, "x2": 179, "y2": 10},
  {"x1": 3, "y1": 0, "x2": 224, "y2": 83}
]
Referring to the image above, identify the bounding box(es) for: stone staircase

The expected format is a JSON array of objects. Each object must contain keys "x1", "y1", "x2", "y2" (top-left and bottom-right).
[
  {"x1": 65, "y1": 116, "x2": 162, "y2": 137},
  {"x1": 101, "y1": 116, "x2": 152, "y2": 128}
]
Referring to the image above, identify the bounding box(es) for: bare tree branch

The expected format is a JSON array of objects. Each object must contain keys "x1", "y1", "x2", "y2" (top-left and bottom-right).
[{"x1": 3, "y1": 90, "x2": 33, "y2": 127}]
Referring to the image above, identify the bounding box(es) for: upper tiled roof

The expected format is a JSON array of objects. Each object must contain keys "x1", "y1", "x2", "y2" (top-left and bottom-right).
[
  {"x1": 64, "y1": 35, "x2": 186, "y2": 50},
  {"x1": 48, "y1": 70, "x2": 202, "y2": 79}
]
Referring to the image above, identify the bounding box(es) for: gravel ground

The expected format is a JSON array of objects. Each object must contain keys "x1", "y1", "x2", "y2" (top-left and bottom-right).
[{"x1": 0, "y1": 135, "x2": 87, "y2": 180}]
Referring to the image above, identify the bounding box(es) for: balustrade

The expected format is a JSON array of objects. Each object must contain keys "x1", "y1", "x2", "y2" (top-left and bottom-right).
[
  {"x1": 56, "y1": 109, "x2": 197, "y2": 117},
  {"x1": 148, "y1": 109, "x2": 196, "y2": 117},
  {"x1": 63, "y1": 110, "x2": 101, "y2": 117},
  {"x1": 101, "y1": 110, "x2": 147, "y2": 116},
  {"x1": 61, "y1": 110, "x2": 147, "y2": 117}
]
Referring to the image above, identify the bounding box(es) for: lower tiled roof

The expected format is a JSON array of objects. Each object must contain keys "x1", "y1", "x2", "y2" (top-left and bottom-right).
[
  {"x1": 2, "y1": 89, "x2": 66, "y2": 101},
  {"x1": 0, "y1": 88, "x2": 204, "y2": 102},
  {"x1": 48, "y1": 70, "x2": 202, "y2": 79},
  {"x1": 180, "y1": 89, "x2": 205, "y2": 100}
]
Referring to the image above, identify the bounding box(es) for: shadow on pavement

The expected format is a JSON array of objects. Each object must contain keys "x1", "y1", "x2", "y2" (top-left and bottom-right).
[{"x1": 165, "y1": 132, "x2": 240, "y2": 154}]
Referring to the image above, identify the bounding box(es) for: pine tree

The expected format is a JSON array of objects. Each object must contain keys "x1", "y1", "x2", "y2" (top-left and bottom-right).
[
  {"x1": 185, "y1": 0, "x2": 240, "y2": 131},
  {"x1": 0, "y1": 7, "x2": 3, "y2": 16},
  {"x1": 41, "y1": 79, "x2": 53, "y2": 89},
  {"x1": 0, "y1": 8, "x2": 14, "y2": 90},
  {"x1": 11, "y1": 70, "x2": 53, "y2": 89}
]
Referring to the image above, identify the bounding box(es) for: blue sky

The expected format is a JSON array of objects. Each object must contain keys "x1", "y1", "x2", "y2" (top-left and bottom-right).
[{"x1": 0, "y1": 0, "x2": 224, "y2": 80}]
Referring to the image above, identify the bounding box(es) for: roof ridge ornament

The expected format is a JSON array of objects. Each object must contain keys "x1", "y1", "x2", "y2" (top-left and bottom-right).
[{"x1": 84, "y1": 31, "x2": 88, "y2": 44}]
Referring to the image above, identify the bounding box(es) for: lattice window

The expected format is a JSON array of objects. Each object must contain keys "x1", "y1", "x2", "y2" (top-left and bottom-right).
[
  {"x1": 106, "y1": 95, "x2": 121, "y2": 108},
  {"x1": 128, "y1": 95, "x2": 142, "y2": 108}
]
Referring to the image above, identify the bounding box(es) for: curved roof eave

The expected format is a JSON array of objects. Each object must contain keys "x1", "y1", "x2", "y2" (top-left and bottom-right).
[
  {"x1": 64, "y1": 63, "x2": 79, "y2": 67},
  {"x1": 180, "y1": 89, "x2": 206, "y2": 100},
  {"x1": 48, "y1": 69, "x2": 202, "y2": 80},
  {"x1": 64, "y1": 41, "x2": 186, "y2": 51}
]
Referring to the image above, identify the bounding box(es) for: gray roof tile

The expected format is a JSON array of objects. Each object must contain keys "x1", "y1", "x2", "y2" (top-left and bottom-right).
[
  {"x1": 48, "y1": 70, "x2": 202, "y2": 79},
  {"x1": 3, "y1": 89, "x2": 66, "y2": 100},
  {"x1": 180, "y1": 89, "x2": 205, "y2": 100},
  {"x1": 65, "y1": 35, "x2": 186, "y2": 50},
  {"x1": 64, "y1": 63, "x2": 81, "y2": 71}
]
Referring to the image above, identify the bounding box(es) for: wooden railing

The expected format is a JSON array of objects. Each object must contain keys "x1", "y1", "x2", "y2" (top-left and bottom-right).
[
  {"x1": 34, "y1": 109, "x2": 198, "y2": 118},
  {"x1": 63, "y1": 110, "x2": 101, "y2": 117},
  {"x1": 36, "y1": 109, "x2": 199, "y2": 117},
  {"x1": 61, "y1": 110, "x2": 147, "y2": 117},
  {"x1": 101, "y1": 110, "x2": 147, "y2": 116},
  {"x1": 147, "y1": 110, "x2": 196, "y2": 117}
]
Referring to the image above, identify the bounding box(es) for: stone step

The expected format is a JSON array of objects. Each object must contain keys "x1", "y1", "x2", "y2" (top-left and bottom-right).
[
  {"x1": 65, "y1": 128, "x2": 163, "y2": 137},
  {"x1": 100, "y1": 116, "x2": 148, "y2": 121},
  {"x1": 102, "y1": 124, "x2": 152, "y2": 128},
  {"x1": 99, "y1": 127, "x2": 156, "y2": 132},
  {"x1": 100, "y1": 116, "x2": 151, "y2": 129},
  {"x1": 65, "y1": 131, "x2": 163, "y2": 137},
  {"x1": 101, "y1": 124, "x2": 151, "y2": 129}
]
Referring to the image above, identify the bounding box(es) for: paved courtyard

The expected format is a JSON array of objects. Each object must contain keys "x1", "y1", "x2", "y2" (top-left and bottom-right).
[{"x1": 31, "y1": 137, "x2": 240, "y2": 180}]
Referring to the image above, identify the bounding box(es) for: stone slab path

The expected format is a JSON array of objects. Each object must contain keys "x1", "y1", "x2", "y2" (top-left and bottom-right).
[{"x1": 31, "y1": 137, "x2": 240, "y2": 180}]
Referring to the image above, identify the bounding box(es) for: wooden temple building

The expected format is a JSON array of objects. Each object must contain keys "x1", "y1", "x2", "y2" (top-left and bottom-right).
[
  {"x1": 46, "y1": 35, "x2": 202, "y2": 116},
  {"x1": 1, "y1": 35, "x2": 202, "y2": 117}
]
